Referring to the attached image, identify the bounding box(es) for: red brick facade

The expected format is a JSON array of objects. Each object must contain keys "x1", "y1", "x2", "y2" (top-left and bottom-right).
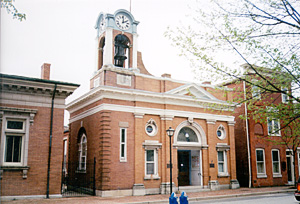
[
  {"x1": 67, "y1": 10, "x2": 240, "y2": 196},
  {"x1": 0, "y1": 70, "x2": 79, "y2": 200},
  {"x1": 227, "y1": 77, "x2": 298, "y2": 187}
]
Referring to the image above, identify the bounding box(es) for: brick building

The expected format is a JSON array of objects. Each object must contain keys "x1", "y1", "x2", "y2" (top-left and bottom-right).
[
  {"x1": 0, "y1": 64, "x2": 79, "y2": 200},
  {"x1": 66, "y1": 9, "x2": 240, "y2": 197},
  {"x1": 225, "y1": 65, "x2": 299, "y2": 187}
]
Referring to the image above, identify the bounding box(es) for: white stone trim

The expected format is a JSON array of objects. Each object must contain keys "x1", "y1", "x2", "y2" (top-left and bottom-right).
[
  {"x1": 69, "y1": 103, "x2": 235, "y2": 124},
  {"x1": 67, "y1": 85, "x2": 236, "y2": 113}
]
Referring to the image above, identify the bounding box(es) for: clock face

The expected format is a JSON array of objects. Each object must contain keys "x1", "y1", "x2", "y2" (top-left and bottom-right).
[{"x1": 115, "y1": 14, "x2": 131, "y2": 30}]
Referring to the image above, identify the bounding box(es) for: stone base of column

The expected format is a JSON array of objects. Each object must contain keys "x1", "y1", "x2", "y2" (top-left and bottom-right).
[
  {"x1": 209, "y1": 180, "x2": 220, "y2": 191},
  {"x1": 230, "y1": 179, "x2": 240, "y2": 189},
  {"x1": 160, "y1": 182, "x2": 176, "y2": 194},
  {"x1": 132, "y1": 183, "x2": 145, "y2": 196}
]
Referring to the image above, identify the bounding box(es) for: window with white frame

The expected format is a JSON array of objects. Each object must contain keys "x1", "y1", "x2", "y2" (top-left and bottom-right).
[
  {"x1": 282, "y1": 88, "x2": 288, "y2": 103},
  {"x1": 271, "y1": 149, "x2": 281, "y2": 177},
  {"x1": 120, "y1": 128, "x2": 127, "y2": 162},
  {"x1": 143, "y1": 140, "x2": 161, "y2": 179},
  {"x1": 256, "y1": 149, "x2": 266, "y2": 177},
  {"x1": 0, "y1": 109, "x2": 35, "y2": 179},
  {"x1": 217, "y1": 150, "x2": 228, "y2": 176},
  {"x1": 4, "y1": 120, "x2": 25, "y2": 165},
  {"x1": 267, "y1": 118, "x2": 281, "y2": 136},
  {"x1": 252, "y1": 84, "x2": 261, "y2": 99},
  {"x1": 78, "y1": 134, "x2": 87, "y2": 171},
  {"x1": 145, "y1": 149, "x2": 158, "y2": 177}
]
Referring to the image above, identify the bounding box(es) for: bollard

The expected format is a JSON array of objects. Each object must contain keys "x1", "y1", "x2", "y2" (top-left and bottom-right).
[
  {"x1": 169, "y1": 192, "x2": 178, "y2": 204},
  {"x1": 179, "y1": 191, "x2": 188, "y2": 204}
]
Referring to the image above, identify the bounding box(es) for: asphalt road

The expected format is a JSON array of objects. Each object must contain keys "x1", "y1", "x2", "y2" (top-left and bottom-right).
[{"x1": 191, "y1": 192, "x2": 298, "y2": 204}]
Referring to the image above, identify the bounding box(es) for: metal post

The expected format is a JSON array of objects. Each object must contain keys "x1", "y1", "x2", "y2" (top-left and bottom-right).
[{"x1": 170, "y1": 135, "x2": 172, "y2": 195}]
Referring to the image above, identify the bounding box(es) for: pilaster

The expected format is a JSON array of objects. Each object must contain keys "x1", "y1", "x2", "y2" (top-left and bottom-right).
[
  {"x1": 227, "y1": 121, "x2": 237, "y2": 181},
  {"x1": 206, "y1": 119, "x2": 217, "y2": 181}
]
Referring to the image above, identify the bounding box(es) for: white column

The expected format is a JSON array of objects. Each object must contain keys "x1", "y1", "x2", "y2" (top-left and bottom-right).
[
  {"x1": 103, "y1": 27, "x2": 113, "y2": 66},
  {"x1": 132, "y1": 33, "x2": 138, "y2": 68}
]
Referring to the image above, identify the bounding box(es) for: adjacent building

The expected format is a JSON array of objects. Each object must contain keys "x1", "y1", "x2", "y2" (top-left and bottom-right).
[
  {"x1": 0, "y1": 64, "x2": 79, "y2": 200},
  {"x1": 225, "y1": 65, "x2": 298, "y2": 187}
]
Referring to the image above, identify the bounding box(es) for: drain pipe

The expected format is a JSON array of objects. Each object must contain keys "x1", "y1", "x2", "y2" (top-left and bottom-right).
[
  {"x1": 46, "y1": 84, "x2": 57, "y2": 198},
  {"x1": 243, "y1": 81, "x2": 252, "y2": 188}
]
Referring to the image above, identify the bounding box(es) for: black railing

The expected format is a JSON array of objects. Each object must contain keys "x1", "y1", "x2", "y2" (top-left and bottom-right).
[{"x1": 61, "y1": 157, "x2": 96, "y2": 197}]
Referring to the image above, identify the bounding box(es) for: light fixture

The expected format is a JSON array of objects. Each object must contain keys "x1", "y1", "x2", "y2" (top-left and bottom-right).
[{"x1": 166, "y1": 127, "x2": 175, "y2": 195}]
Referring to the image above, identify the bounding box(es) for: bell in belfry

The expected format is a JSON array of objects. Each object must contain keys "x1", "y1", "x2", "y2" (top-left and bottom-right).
[{"x1": 114, "y1": 34, "x2": 129, "y2": 67}]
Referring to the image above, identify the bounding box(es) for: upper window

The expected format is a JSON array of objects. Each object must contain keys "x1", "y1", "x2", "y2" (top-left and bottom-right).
[
  {"x1": 78, "y1": 134, "x2": 87, "y2": 171},
  {"x1": 256, "y1": 149, "x2": 266, "y2": 178},
  {"x1": 271, "y1": 149, "x2": 281, "y2": 177},
  {"x1": 178, "y1": 127, "x2": 198, "y2": 142},
  {"x1": 217, "y1": 150, "x2": 228, "y2": 176},
  {"x1": 282, "y1": 88, "x2": 288, "y2": 103},
  {"x1": 252, "y1": 84, "x2": 261, "y2": 99},
  {"x1": 216, "y1": 125, "x2": 226, "y2": 140},
  {"x1": 267, "y1": 118, "x2": 281, "y2": 136},
  {"x1": 120, "y1": 128, "x2": 127, "y2": 162}
]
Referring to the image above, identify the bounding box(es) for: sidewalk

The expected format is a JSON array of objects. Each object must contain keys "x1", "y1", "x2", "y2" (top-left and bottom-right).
[{"x1": 2, "y1": 186, "x2": 295, "y2": 204}]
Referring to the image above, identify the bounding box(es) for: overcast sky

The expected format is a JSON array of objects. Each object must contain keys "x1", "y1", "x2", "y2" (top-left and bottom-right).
[{"x1": 1, "y1": 0, "x2": 201, "y2": 124}]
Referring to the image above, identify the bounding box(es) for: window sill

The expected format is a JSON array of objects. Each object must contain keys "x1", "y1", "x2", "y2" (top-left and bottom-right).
[
  {"x1": 273, "y1": 174, "x2": 282, "y2": 178},
  {"x1": 75, "y1": 170, "x2": 86, "y2": 174},
  {"x1": 0, "y1": 166, "x2": 30, "y2": 179},
  {"x1": 144, "y1": 175, "x2": 160, "y2": 180},
  {"x1": 218, "y1": 173, "x2": 230, "y2": 177},
  {"x1": 257, "y1": 174, "x2": 267, "y2": 178}
]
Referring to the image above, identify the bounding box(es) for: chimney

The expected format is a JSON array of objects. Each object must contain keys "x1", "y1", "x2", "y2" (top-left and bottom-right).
[
  {"x1": 41, "y1": 63, "x2": 51, "y2": 80},
  {"x1": 161, "y1": 73, "x2": 171, "y2": 78}
]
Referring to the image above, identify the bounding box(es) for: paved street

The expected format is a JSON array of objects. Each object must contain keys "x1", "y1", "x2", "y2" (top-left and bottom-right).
[
  {"x1": 191, "y1": 192, "x2": 297, "y2": 204},
  {"x1": 1, "y1": 187, "x2": 296, "y2": 204}
]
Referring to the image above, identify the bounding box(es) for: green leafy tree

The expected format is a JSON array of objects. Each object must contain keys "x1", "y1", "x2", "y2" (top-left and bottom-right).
[
  {"x1": 166, "y1": 0, "x2": 300, "y2": 186},
  {"x1": 1, "y1": 0, "x2": 26, "y2": 21}
]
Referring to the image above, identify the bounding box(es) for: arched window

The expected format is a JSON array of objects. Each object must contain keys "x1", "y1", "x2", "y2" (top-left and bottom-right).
[
  {"x1": 114, "y1": 34, "x2": 130, "y2": 68},
  {"x1": 98, "y1": 37, "x2": 105, "y2": 70},
  {"x1": 177, "y1": 127, "x2": 198, "y2": 142},
  {"x1": 78, "y1": 134, "x2": 87, "y2": 171}
]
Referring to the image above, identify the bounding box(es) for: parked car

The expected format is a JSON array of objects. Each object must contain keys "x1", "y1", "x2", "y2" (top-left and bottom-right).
[{"x1": 295, "y1": 177, "x2": 300, "y2": 201}]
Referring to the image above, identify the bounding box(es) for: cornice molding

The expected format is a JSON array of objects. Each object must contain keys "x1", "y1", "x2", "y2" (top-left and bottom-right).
[
  {"x1": 67, "y1": 85, "x2": 237, "y2": 113},
  {"x1": 69, "y1": 103, "x2": 235, "y2": 124}
]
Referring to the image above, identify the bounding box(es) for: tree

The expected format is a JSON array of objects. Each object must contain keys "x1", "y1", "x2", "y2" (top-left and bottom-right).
[
  {"x1": 1, "y1": 0, "x2": 26, "y2": 21},
  {"x1": 166, "y1": 0, "x2": 300, "y2": 186}
]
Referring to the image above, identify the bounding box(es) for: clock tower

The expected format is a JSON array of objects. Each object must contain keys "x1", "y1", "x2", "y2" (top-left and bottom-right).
[{"x1": 95, "y1": 9, "x2": 139, "y2": 71}]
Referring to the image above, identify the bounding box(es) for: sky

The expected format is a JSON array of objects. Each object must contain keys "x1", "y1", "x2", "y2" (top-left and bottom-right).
[{"x1": 1, "y1": 0, "x2": 201, "y2": 125}]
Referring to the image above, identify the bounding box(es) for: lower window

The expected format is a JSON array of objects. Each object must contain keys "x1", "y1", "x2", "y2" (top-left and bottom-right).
[
  {"x1": 145, "y1": 149, "x2": 159, "y2": 179},
  {"x1": 5, "y1": 135, "x2": 22, "y2": 163},
  {"x1": 256, "y1": 149, "x2": 267, "y2": 177},
  {"x1": 217, "y1": 150, "x2": 228, "y2": 176},
  {"x1": 272, "y1": 149, "x2": 281, "y2": 177}
]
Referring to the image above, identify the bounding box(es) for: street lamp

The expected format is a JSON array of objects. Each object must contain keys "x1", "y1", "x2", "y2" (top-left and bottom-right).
[{"x1": 166, "y1": 127, "x2": 175, "y2": 195}]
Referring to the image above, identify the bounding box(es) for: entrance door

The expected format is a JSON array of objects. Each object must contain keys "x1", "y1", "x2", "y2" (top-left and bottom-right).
[
  {"x1": 286, "y1": 151, "x2": 294, "y2": 184},
  {"x1": 178, "y1": 151, "x2": 190, "y2": 186}
]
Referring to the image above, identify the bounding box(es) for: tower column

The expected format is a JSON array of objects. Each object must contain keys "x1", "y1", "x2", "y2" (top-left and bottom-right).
[
  {"x1": 132, "y1": 33, "x2": 138, "y2": 69},
  {"x1": 103, "y1": 27, "x2": 113, "y2": 66}
]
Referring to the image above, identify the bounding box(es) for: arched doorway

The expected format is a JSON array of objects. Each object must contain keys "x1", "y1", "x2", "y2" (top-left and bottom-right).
[{"x1": 174, "y1": 120, "x2": 207, "y2": 187}]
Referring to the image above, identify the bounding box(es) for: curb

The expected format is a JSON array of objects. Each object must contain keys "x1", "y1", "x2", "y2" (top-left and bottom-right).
[{"x1": 124, "y1": 189, "x2": 295, "y2": 204}]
